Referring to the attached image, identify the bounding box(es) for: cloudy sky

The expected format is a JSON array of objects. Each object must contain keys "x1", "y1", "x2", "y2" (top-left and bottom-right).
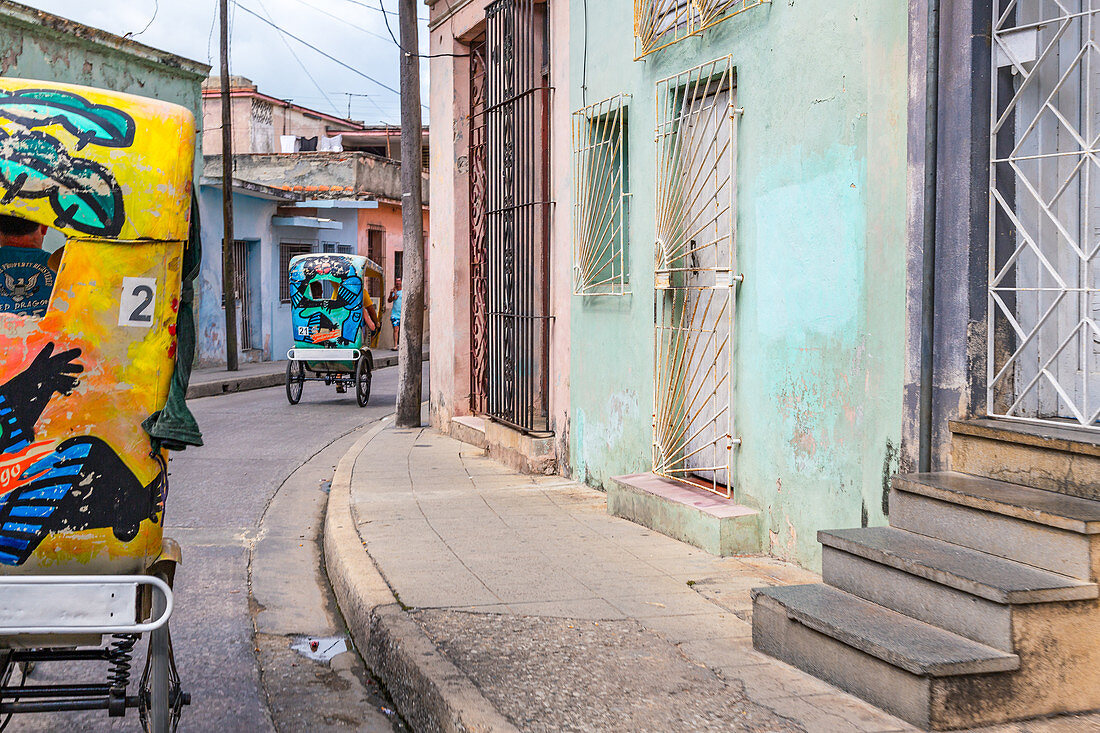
[{"x1": 17, "y1": 0, "x2": 429, "y2": 124}]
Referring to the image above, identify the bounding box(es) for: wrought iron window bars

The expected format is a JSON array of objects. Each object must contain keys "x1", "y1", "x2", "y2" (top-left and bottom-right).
[
  {"x1": 572, "y1": 94, "x2": 631, "y2": 296},
  {"x1": 653, "y1": 56, "x2": 741, "y2": 497},
  {"x1": 634, "y1": 0, "x2": 768, "y2": 60}
]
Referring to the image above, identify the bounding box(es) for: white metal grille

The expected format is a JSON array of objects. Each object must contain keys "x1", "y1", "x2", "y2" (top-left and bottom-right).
[
  {"x1": 572, "y1": 94, "x2": 631, "y2": 296},
  {"x1": 988, "y1": 0, "x2": 1100, "y2": 428},
  {"x1": 634, "y1": 0, "x2": 768, "y2": 60},
  {"x1": 653, "y1": 57, "x2": 740, "y2": 497}
]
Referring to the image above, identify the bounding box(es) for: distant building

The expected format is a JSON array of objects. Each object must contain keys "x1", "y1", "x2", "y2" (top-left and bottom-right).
[
  {"x1": 200, "y1": 78, "x2": 429, "y2": 361},
  {"x1": 201, "y1": 76, "x2": 429, "y2": 163}
]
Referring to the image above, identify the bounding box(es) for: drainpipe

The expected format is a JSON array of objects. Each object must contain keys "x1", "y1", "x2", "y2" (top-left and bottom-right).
[{"x1": 918, "y1": 0, "x2": 941, "y2": 474}]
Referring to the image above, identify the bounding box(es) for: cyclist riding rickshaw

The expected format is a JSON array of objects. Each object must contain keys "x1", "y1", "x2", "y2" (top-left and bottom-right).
[
  {"x1": 284, "y1": 251, "x2": 377, "y2": 406},
  {"x1": 0, "y1": 79, "x2": 203, "y2": 732}
]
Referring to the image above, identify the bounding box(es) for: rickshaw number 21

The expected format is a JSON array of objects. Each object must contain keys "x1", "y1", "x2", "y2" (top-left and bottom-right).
[{"x1": 119, "y1": 277, "x2": 157, "y2": 327}]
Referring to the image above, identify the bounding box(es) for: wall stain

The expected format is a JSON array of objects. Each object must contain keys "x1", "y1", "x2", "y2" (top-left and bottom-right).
[{"x1": 881, "y1": 438, "x2": 898, "y2": 516}]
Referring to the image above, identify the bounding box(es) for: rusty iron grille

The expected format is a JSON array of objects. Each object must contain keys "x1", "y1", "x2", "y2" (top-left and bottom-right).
[
  {"x1": 988, "y1": 0, "x2": 1100, "y2": 428},
  {"x1": 634, "y1": 0, "x2": 768, "y2": 60},
  {"x1": 653, "y1": 57, "x2": 740, "y2": 497},
  {"x1": 470, "y1": 39, "x2": 490, "y2": 415},
  {"x1": 572, "y1": 94, "x2": 631, "y2": 296},
  {"x1": 484, "y1": 0, "x2": 553, "y2": 434}
]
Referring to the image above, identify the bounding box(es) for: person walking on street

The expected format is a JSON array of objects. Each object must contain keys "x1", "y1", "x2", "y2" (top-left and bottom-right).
[{"x1": 388, "y1": 277, "x2": 402, "y2": 350}]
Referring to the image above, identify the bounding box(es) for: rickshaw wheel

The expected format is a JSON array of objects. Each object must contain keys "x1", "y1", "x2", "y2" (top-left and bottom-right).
[
  {"x1": 140, "y1": 569, "x2": 181, "y2": 733},
  {"x1": 355, "y1": 356, "x2": 371, "y2": 407},
  {"x1": 286, "y1": 360, "x2": 305, "y2": 405}
]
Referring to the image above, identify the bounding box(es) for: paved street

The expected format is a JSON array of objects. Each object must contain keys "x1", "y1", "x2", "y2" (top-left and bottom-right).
[{"x1": 11, "y1": 362, "x2": 426, "y2": 732}]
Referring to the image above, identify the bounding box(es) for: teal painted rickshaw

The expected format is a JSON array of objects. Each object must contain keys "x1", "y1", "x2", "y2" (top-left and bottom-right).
[{"x1": 285, "y1": 252, "x2": 376, "y2": 407}]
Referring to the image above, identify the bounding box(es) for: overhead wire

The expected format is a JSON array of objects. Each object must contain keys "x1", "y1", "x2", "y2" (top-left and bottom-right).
[
  {"x1": 254, "y1": 0, "x2": 343, "y2": 117},
  {"x1": 125, "y1": 0, "x2": 159, "y2": 38},
  {"x1": 231, "y1": 1, "x2": 426, "y2": 109},
  {"x1": 285, "y1": 0, "x2": 394, "y2": 44},
  {"x1": 377, "y1": 0, "x2": 468, "y2": 59}
]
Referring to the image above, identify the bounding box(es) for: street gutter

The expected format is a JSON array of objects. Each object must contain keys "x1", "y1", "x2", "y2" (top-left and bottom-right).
[{"x1": 323, "y1": 416, "x2": 519, "y2": 733}]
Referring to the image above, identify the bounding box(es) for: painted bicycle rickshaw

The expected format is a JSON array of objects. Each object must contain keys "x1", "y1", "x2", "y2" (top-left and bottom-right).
[
  {"x1": 285, "y1": 252, "x2": 375, "y2": 407},
  {"x1": 0, "y1": 79, "x2": 203, "y2": 732}
]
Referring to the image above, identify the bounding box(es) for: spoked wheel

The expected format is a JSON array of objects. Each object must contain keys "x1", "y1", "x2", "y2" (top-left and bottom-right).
[
  {"x1": 355, "y1": 355, "x2": 371, "y2": 407},
  {"x1": 140, "y1": 572, "x2": 184, "y2": 733},
  {"x1": 286, "y1": 360, "x2": 305, "y2": 405}
]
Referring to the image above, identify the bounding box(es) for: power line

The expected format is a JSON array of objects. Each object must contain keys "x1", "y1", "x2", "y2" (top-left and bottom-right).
[
  {"x1": 231, "y1": 1, "x2": 426, "y2": 108},
  {"x1": 125, "y1": 0, "x2": 159, "y2": 38},
  {"x1": 377, "y1": 0, "x2": 468, "y2": 58},
  {"x1": 255, "y1": 0, "x2": 343, "y2": 117},
  {"x1": 285, "y1": 0, "x2": 394, "y2": 44},
  {"x1": 334, "y1": 0, "x2": 427, "y2": 22}
]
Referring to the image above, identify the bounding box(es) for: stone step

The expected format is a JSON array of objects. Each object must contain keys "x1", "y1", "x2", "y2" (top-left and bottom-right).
[
  {"x1": 753, "y1": 584, "x2": 1019, "y2": 677},
  {"x1": 950, "y1": 418, "x2": 1100, "y2": 499},
  {"x1": 891, "y1": 472, "x2": 1100, "y2": 580},
  {"x1": 752, "y1": 585, "x2": 1040, "y2": 730},
  {"x1": 820, "y1": 527, "x2": 1097, "y2": 651}
]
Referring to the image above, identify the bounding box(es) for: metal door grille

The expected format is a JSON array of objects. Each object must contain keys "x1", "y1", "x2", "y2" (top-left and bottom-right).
[
  {"x1": 231, "y1": 239, "x2": 253, "y2": 349},
  {"x1": 470, "y1": 39, "x2": 490, "y2": 414},
  {"x1": 485, "y1": 0, "x2": 552, "y2": 434},
  {"x1": 634, "y1": 0, "x2": 767, "y2": 60},
  {"x1": 653, "y1": 57, "x2": 739, "y2": 497},
  {"x1": 988, "y1": 0, "x2": 1100, "y2": 428},
  {"x1": 572, "y1": 94, "x2": 631, "y2": 296}
]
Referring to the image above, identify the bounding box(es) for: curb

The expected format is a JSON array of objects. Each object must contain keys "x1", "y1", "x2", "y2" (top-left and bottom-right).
[
  {"x1": 323, "y1": 419, "x2": 519, "y2": 733},
  {"x1": 186, "y1": 353, "x2": 421, "y2": 400}
]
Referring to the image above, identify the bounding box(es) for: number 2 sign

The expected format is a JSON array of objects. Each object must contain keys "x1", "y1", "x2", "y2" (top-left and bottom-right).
[{"x1": 119, "y1": 277, "x2": 157, "y2": 327}]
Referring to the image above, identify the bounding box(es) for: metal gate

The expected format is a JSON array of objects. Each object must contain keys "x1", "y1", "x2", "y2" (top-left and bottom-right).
[
  {"x1": 470, "y1": 39, "x2": 490, "y2": 415},
  {"x1": 484, "y1": 0, "x2": 552, "y2": 434},
  {"x1": 653, "y1": 57, "x2": 739, "y2": 496},
  {"x1": 231, "y1": 239, "x2": 254, "y2": 350},
  {"x1": 988, "y1": 1, "x2": 1100, "y2": 428}
]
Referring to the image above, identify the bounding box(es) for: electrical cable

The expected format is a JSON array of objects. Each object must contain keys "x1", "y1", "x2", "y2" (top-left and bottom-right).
[
  {"x1": 335, "y1": 0, "x2": 427, "y2": 22},
  {"x1": 231, "y1": 1, "x2": 426, "y2": 108},
  {"x1": 286, "y1": 0, "x2": 394, "y2": 44},
  {"x1": 126, "y1": 0, "x2": 159, "y2": 38},
  {"x1": 378, "y1": 0, "x2": 469, "y2": 59},
  {"x1": 207, "y1": 0, "x2": 219, "y2": 64},
  {"x1": 255, "y1": 0, "x2": 343, "y2": 117}
]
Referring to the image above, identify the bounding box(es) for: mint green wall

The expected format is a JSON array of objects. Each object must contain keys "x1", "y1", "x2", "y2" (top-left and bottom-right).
[{"x1": 568, "y1": 1, "x2": 908, "y2": 568}]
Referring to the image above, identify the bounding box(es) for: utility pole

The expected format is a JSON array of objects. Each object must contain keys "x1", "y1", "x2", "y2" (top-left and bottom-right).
[
  {"x1": 220, "y1": 0, "x2": 240, "y2": 371},
  {"x1": 395, "y1": 0, "x2": 425, "y2": 427}
]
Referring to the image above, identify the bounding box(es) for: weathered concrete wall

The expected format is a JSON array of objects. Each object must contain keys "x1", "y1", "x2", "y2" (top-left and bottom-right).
[
  {"x1": 203, "y1": 153, "x2": 428, "y2": 203},
  {"x1": 567, "y1": 1, "x2": 908, "y2": 568}
]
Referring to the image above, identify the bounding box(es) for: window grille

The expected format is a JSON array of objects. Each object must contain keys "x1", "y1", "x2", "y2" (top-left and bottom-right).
[
  {"x1": 572, "y1": 94, "x2": 631, "y2": 296},
  {"x1": 988, "y1": 1, "x2": 1100, "y2": 428},
  {"x1": 634, "y1": 0, "x2": 767, "y2": 60},
  {"x1": 652, "y1": 56, "x2": 740, "y2": 497},
  {"x1": 279, "y1": 241, "x2": 313, "y2": 302},
  {"x1": 320, "y1": 240, "x2": 353, "y2": 254}
]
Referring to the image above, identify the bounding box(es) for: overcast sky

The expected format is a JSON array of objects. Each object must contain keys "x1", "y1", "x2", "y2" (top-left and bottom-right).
[{"x1": 16, "y1": 0, "x2": 429, "y2": 125}]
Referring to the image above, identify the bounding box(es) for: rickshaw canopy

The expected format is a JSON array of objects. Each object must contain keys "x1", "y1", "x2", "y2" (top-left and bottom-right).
[{"x1": 0, "y1": 78, "x2": 195, "y2": 242}]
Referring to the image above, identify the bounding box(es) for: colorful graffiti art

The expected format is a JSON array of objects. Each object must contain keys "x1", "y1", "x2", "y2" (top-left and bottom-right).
[
  {"x1": 0, "y1": 79, "x2": 195, "y2": 574},
  {"x1": 289, "y1": 253, "x2": 369, "y2": 350}
]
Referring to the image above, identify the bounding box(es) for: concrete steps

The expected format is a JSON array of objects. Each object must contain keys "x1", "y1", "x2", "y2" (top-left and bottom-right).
[
  {"x1": 950, "y1": 419, "x2": 1100, "y2": 499},
  {"x1": 891, "y1": 471, "x2": 1100, "y2": 579},
  {"x1": 820, "y1": 526, "x2": 1097, "y2": 651},
  {"x1": 754, "y1": 470, "x2": 1100, "y2": 729},
  {"x1": 753, "y1": 584, "x2": 1019, "y2": 730}
]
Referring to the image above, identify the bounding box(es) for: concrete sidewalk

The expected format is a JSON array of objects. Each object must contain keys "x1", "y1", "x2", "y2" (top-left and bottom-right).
[
  {"x1": 187, "y1": 350, "x2": 417, "y2": 399},
  {"x1": 325, "y1": 424, "x2": 1100, "y2": 733}
]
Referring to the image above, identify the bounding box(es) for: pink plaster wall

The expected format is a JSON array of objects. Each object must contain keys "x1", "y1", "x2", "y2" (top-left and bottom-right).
[
  {"x1": 357, "y1": 202, "x2": 430, "y2": 350},
  {"x1": 426, "y1": 0, "x2": 571, "y2": 470}
]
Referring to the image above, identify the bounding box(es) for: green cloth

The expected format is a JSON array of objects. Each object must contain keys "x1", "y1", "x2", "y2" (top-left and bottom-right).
[{"x1": 141, "y1": 193, "x2": 203, "y2": 451}]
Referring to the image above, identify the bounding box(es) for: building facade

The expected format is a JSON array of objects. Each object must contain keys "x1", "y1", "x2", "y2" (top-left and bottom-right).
[
  {"x1": 200, "y1": 82, "x2": 430, "y2": 362},
  {"x1": 426, "y1": 0, "x2": 573, "y2": 471}
]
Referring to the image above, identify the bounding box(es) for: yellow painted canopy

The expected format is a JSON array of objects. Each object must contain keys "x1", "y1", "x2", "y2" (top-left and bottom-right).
[{"x1": 0, "y1": 78, "x2": 195, "y2": 242}]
